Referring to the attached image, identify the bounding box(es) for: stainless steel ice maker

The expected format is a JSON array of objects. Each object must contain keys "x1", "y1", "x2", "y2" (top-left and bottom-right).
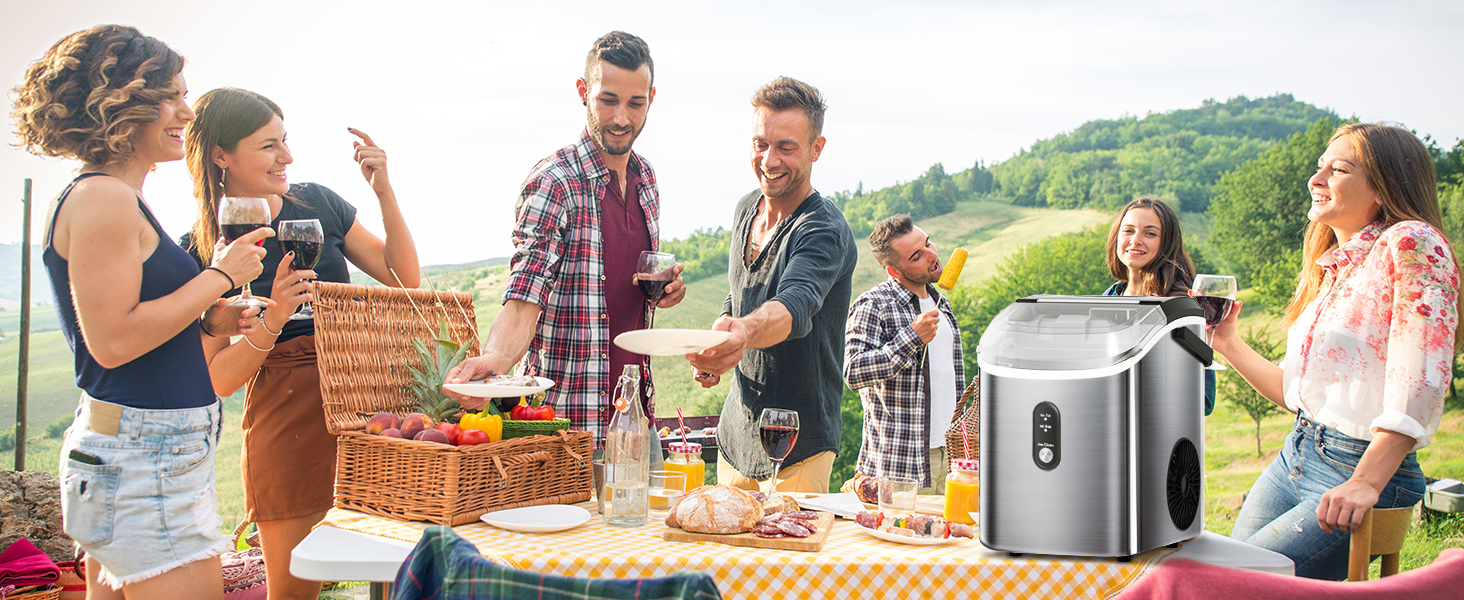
[{"x1": 977, "y1": 295, "x2": 1208, "y2": 558}]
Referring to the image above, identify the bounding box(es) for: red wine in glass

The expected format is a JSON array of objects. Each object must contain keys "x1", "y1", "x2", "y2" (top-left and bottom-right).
[
  {"x1": 278, "y1": 219, "x2": 324, "y2": 320},
  {"x1": 757, "y1": 408, "x2": 799, "y2": 501},
  {"x1": 222, "y1": 223, "x2": 269, "y2": 245},
  {"x1": 282, "y1": 240, "x2": 322, "y2": 270},
  {"x1": 217, "y1": 196, "x2": 271, "y2": 308},
  {"x1": 759, "y1": 425, "x2": 798, "y2": 462},
  {"x1": 1195, "y1": 296, "x2": 1234, "y2": 328},
  {"x1": 636, "y1": 251, "x2": 676, "y2": 328},
  {"x1": 638, "y1": 277, "x2": 671, "y2": 305},
  {"x1": 1191, "y1": 274, "x2": 1238, "y2": 370}
]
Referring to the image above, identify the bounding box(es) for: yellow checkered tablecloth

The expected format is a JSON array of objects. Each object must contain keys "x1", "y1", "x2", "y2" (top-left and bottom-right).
[{"x1": 322, "y1": 502, "x2": 1175, "y2": 600}]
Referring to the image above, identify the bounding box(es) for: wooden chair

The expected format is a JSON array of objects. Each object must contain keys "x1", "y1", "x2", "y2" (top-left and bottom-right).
[{"x1": 1347, "y1": 506, "x2": 1414, "y2": 581}]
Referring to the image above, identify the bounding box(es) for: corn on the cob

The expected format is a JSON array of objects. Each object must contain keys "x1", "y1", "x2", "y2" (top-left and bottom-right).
[{"x1": 937, "y1": 247, "x2": 967, "y2": 290}]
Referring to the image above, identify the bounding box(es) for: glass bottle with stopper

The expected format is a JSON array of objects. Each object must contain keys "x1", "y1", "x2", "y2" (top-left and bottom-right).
[{"x1": 604, "y1": 365, "x2": 649, "y2": 526}]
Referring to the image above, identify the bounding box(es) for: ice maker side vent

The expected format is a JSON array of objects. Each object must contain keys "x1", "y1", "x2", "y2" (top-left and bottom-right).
[{"x1": 1167, "y1": 438, "x2": 1201, "y2": 530}]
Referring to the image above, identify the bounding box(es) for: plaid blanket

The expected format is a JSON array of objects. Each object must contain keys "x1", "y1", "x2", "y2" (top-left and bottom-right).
[{"x1": 392, "y1": 527, "x2": 723, "y2": 600}]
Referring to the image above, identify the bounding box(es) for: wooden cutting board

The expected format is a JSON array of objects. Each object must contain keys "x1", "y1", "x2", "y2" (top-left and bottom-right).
[{"x1": 660, "y1": 511, "x2": 835, "y2": 552}]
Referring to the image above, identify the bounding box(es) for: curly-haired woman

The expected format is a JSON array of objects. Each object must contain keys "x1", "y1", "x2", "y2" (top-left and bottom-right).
[{"x1": 12, "y1": 24, "x2": 269, "y2": 599}]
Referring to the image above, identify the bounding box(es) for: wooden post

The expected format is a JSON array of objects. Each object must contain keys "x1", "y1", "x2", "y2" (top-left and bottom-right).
[{"x1": 15, "y1": 178, "x2": 32, "y2": 471}]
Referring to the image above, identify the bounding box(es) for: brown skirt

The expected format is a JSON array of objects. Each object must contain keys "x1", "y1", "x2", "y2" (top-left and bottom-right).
[{"x1": 240, "y1": 335, "x2": 335, "y2": 522}]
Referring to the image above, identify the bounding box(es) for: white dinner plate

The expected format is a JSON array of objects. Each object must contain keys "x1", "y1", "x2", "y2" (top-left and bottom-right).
[
  {"x1": 613, "y1": 329, "x2": 732, "y2": 356},
  {"x1": 855, "y1": 523, "x2": 970, "y2": 546},
  {"x1": 443, "y1": 377, "x2": 554, "y2": 398},
  {"x1": 479, "y1": 504, "x2": 591, "y2": 533}
]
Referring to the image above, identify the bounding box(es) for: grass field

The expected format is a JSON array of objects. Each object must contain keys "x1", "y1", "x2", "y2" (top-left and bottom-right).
[{"x1": 5, "y1": 202, "x2": 1462, "y2": 584}]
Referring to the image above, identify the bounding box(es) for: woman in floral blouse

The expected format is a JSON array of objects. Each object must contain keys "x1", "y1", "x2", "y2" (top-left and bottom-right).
[{"x1": 1210, "y1": 123, "x2": 1461, "y2": 579}]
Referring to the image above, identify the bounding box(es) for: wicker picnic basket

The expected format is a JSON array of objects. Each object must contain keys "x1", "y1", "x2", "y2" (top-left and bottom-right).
[
  {"x1": 313, "y1": 282, "x2": 593, "y2": 526},
  {"x1": 944, "y1": 375, "x2": 980, "y2": 461},
  {"x1": 3, "y1": 585, "x2": 60, "y2": 600}
]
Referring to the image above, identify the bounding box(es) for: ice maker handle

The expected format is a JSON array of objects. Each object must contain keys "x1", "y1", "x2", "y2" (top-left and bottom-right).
[{"x1": 1172, "y1": 327, "x2": 1213, "y2": 367}]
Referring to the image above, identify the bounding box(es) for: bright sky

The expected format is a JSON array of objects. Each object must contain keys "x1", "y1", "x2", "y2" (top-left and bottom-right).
[{"x1": 3, "y1": 0, "x2": 1462, "y2": 267}]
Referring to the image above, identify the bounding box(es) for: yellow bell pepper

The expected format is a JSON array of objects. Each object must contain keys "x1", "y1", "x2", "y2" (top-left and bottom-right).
[{"x1": 460, "y1": 411, "x2": 503, "y2": 443}]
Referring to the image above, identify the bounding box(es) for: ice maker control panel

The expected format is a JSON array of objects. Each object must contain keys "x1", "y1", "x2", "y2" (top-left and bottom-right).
[{"x1": 1033, "y1": 401, "x2": 1061, "y2": 470}]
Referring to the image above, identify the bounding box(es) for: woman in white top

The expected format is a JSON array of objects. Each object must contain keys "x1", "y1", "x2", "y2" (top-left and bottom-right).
[{"x1": 1212, "y1": 123, "x2": 1460, "y2": 579}]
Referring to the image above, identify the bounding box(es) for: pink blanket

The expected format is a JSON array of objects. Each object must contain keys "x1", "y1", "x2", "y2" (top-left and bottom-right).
[
  {"x1": 0, "y1": 539, "x2": 60, "y2": 588},
  {"x1": 1117, "y1": 548, "x2": 1464, "y2": 599}
]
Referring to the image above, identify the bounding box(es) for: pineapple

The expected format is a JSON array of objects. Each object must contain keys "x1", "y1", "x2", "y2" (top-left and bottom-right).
[{"x1": 405, "y1": 317, "x2": 471, "y2": 423}]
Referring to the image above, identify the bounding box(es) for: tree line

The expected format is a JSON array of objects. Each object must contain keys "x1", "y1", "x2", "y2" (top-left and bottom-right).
[{"x1": 988, "y1": 95, "x2": 1334, "y2": 213}]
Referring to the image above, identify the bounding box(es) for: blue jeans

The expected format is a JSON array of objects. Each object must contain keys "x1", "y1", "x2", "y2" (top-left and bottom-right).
[
  {"x1": 58, "y1": 394, "x2": 231, "y2": 589},
  {"x1": 1230, "y1": 413, "x2": 1425, "y2": 580}
]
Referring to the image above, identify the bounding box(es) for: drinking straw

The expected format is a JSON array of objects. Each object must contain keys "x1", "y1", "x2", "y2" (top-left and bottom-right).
[
  {"x1": 676, "y1": 408, "x2": 689, "y2": 447},
  {"x1": 960, "y1": 419, "x2": 973, "y2": 459}
]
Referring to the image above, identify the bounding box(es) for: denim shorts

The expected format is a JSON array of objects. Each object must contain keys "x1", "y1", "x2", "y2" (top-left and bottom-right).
[
  {"x1": 58, "y1": 394, "x2": 232, "y2": 589},
  {"x1": 1230, "y1": 412, "x2": 1425, "y2": 580}
]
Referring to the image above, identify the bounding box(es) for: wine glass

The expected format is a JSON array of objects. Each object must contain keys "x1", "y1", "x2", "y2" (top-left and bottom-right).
[
  {"x1": 634, "y1": 251, "x2": 676, "y2": 329},
  {"x1": 1192, "y1": 274, "x2": 1238, "y2": 371},
  {"x1": 278, "y1": 219, "x2": 323, "y2": 320},
  {"x1": 217, "y1": 196, "x2": 271, "y2": 308},
  {"x1": 758, "y1": 408, "x2": 799, "y2": 504}
]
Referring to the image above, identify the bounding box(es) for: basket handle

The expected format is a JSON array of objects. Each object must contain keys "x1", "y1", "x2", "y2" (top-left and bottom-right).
[
  {"x1": 229, "y1": 519, "x2": 254, "y2": 549},
  {"x1": 554, "y1": 430, "x2": 587, "y2": 466},
  {"x1": 490, "y1": 452, "x2": 553, "y2": 489}
]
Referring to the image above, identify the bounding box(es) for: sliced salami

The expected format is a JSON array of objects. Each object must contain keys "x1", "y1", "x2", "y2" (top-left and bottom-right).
[{"x1": 775, "y1": 519, "x2": 812, "y2": 537}]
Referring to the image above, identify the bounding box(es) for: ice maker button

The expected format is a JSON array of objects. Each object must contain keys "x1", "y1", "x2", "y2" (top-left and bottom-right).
[{"x1": 1033, "y1": 401, "x2": 1061, "y2": 470}]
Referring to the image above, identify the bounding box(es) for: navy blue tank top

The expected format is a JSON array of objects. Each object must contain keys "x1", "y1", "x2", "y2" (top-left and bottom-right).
[{"x1": 42, "y1": 173, "x2": 216, "y2": 409}]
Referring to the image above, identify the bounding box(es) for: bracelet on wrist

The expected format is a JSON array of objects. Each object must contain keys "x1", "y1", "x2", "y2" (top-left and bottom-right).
[
  {"x1": 242, "y1": 334, "x2": 275, "y2": 353},
  {"x1": 197, "y1": 316, "x2": 217, "y2": 338},
  {"x1": 205, "y1": 266, "x2": 236, "y2": 289},
  {"x1": 257, "y1": 312, "x2": 283, "y2": 337}
]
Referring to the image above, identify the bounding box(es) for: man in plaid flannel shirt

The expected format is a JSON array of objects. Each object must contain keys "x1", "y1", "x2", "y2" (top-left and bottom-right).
[
  {"x1": 447, "y1": 32, "x2": 684, "y2": 445},
  {"x1": 844, "y1": 214, "x2": 964, "y2": 492}
]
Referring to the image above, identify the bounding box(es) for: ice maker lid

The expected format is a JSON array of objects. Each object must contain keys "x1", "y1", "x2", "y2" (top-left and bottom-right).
[{"x1": 977, "y1": 295, "x2": 1200, "y2": 370}]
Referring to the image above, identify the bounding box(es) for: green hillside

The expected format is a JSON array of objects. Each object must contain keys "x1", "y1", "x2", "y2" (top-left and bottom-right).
[{"x1": 987, "y1": 94, "x2": 1335, "y2": 213}]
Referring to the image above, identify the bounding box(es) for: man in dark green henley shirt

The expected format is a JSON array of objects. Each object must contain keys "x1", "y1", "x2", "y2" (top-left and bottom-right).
[{"x1": 688, "y1": 77, "x2": 857, "y2": 493}]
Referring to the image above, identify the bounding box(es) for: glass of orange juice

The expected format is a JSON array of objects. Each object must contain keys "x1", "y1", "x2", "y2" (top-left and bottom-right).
[
  {"x1": 944, "y1": 458, "x2": 979, "y2": 525},
  {"x1": 665, "y1": 442, "x2": 706, "y2": 490}
]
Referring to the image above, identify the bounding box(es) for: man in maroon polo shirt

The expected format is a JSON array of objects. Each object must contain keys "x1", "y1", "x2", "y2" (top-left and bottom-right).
[{"x1": 447, "y1": 31, "x2": 685, "y2": 447}]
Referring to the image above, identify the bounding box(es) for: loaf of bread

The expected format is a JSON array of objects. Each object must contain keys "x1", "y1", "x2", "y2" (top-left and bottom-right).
[
  {"x1": 840, "y1": 473, "x2": 880, "y2": 504},
  {"x1": 664, "y1": 485, "x2": 761, "y2": 534}
]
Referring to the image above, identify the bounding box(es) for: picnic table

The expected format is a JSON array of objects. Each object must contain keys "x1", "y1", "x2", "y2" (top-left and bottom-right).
[{"x1": 291, "y1": 497, "x2": 1288, "y2": 600}]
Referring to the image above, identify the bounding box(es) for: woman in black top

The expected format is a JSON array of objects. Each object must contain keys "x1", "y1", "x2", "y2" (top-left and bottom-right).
[{"x1": 183, "y1": 87, "x2": 419, "y2": 600}]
